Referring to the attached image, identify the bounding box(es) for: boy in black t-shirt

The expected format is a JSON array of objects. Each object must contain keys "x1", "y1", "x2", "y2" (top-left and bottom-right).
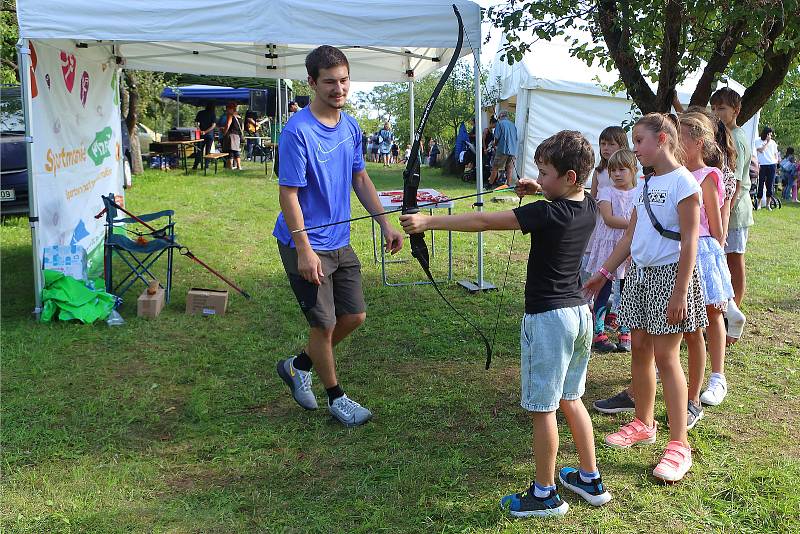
[{"x1": 400, "y1": 130, "x2": 611, "y2": 518}]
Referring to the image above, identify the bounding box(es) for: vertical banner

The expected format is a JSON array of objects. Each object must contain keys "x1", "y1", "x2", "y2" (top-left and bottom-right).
[{"x1": 28, "y1": 39, "x2": 123, "y2": 280}]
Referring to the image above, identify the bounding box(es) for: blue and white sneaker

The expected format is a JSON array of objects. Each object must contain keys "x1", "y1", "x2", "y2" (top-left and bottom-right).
[
  {"x1": 558, "y1": 467, "x2": 612, "y2": 506},
  {"x1": 276, "y1": 357, "x2": 318, "y2": 410},
  {"x1": 328, "y1": 394, "x2": 372, "y2": 427},
  {"x1": 500, "y1": 485, "x2": 569, "y2": 518}
]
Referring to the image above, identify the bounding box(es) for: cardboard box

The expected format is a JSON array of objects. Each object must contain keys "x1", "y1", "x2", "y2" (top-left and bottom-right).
[
  {"x1": 137, "y1": 286, "x2": 165, "y2": 318},
  {"x1": 42, "y1": 244, "x2": 87, "y2": 281},
  {"x1": 186, "y1": 288, "x2": 228, "y2": 316}
]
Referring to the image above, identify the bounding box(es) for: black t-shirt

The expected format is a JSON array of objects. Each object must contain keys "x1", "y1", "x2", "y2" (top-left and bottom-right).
[
  {"x1": 513, "y1": 196, "x2": 597, "y2": 314},
  {"x1": 195, "y1": 109, "x2": 216, "y2": 131}
]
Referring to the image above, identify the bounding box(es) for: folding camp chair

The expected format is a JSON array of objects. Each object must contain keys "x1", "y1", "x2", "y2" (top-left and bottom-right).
[{"x1": 100, "y1": 193, "x2": 178, "y2": 303}]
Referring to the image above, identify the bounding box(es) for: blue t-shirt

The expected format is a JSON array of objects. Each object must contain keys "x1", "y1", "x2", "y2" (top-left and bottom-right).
[
  {"x1": 273, "y1": 107, "x2": 365, "y2": 250},
  {"x1": 494, "y1": 118, "x2": 518, "y2": 157}
]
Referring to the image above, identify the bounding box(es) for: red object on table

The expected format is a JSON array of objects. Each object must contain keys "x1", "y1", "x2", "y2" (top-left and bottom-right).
[{"x1": 387, "y1": 192, "x2": 450, "y2": 204}]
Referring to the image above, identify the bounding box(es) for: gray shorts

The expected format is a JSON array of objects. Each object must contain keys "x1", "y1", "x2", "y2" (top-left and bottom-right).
[
  {"x1": 492, "y1": 153, "x2": 514, "y2": 170},
  {"x1": 724, "y1": 226, "x2": 750, "y2": 254},
  {"x1": 277, "y1": 241, "x2": 366, "y2": 328}
]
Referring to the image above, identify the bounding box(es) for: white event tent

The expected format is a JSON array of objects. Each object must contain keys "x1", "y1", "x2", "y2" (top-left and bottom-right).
[
  {"x1": 15, "y1": 0, "x2": 493, "y2": 314},
  {"x1": 487, "y1": 35, "x2": 761, "y2": 182}
]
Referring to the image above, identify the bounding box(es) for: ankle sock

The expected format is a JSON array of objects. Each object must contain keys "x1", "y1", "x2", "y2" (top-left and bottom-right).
[
  {"x1": 579, "y1": 469, "x2": 600, "y2": 483},
  {"x1": 326, "y1": 384, "x2": 344, "y2": 404},
  {"x1": 292, "y1": 351, "x2": 312, "y2": 372},
  {"x1": 532, "y1": 481, "x2": 555, "y2": 498}
]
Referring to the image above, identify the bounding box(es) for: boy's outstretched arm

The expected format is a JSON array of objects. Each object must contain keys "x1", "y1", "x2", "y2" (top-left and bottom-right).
[{"x1": 400, "y1": 209, "x2": 520, "y2": 234}]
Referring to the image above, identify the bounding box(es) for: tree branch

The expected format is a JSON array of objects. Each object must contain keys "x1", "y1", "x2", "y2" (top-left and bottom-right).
[
  {"x1": 740, "y1": 16, "x2": 800, "y2": 123},
  {"x1": 597, "y1": 0, "x2": 657, "y2": 112},
  {"x1": 689, "y1": 18, "x2": 748, "y2": 107}
]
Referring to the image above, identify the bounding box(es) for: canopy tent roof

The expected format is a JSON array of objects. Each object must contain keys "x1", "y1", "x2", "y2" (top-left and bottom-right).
[
  {"x1": 488, "y1": 33, "x2": 748, "y2": 104},
  {"x1": 161, "y1": 85, "x2": 258, "y2": 105},
  {"x1": 16, "y1": 0, "x2": 481, "y2": 82}
]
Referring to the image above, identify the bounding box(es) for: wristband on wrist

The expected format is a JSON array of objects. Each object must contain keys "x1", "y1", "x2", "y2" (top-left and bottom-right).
[{"x1": 599, "y1": 267, "x2": 613, "y2": 280}]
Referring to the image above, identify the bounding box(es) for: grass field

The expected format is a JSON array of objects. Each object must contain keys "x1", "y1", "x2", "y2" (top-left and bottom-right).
[{"x1": 2, "y1": 161, "x2": 799, "y2": 533}]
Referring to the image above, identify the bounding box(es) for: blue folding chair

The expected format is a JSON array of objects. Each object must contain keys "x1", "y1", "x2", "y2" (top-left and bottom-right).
[{"x1": 101, "y1": 194, "x2": 178, "y2": 303}]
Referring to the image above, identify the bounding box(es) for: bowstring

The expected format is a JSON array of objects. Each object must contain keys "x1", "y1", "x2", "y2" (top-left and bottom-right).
[{"x1": 463, "y1": 27, "x2": 526, "y2": 368}]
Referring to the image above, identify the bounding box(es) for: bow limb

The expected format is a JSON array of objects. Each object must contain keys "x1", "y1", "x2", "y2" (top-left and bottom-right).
[{"x1": 400, "y1": 5, "x2": 492, "y2": 366}]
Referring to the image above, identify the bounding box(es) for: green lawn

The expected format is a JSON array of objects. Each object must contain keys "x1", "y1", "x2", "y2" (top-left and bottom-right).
[{"x1": 2, "y1": 161, "x2": 799, "y2": 533}]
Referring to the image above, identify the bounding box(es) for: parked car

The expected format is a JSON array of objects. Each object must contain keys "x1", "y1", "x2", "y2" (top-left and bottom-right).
[
  {"x1": 0, "y1": 85, "x2": 29, "y2": 216},
  {"x1": 137, "y1": 122, "x2": 161, "y2": 152}
]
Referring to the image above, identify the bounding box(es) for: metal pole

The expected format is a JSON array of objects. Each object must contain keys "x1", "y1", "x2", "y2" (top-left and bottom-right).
[
  {"x1": 277, "y1": 79, "x2": 282, "y2": 130},
  {"x1": 16, "y1": 39, "x2": 44, "y2": 317},
  {"x1": 409, "y1": 78, "x2": 415, "y2": 146},
  {"x1": 176, "y1": 88, "x2": 180, "y2": 127},
  {"x1": 459, "y1": 48, "x2": 495, "y2": 293}
]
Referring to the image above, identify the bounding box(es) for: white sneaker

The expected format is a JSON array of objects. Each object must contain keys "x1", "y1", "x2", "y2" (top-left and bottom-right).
[
  {"x1": 725, "y1": 299, "x2": 746, "y2": 340},
  {"x1": 700, "y1": 373, "x2": 728, "y2": 406}
]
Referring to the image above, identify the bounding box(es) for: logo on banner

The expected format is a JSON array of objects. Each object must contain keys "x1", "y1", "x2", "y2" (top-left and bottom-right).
[
  {"x1": 88, "y1": 127, "x2": 113, "y2": 166},
  {"x1": 60, "y1": 51, "x2": 76, "y2": 93},
  {"x1": 29, "y1": 42, "x2": 38, "y2": 98},
  {"x1": 80, "y1": 71, "x2": 89, "y2": 107},
  {"x1": 44, "y1": 145, "x2": 87, "y2": 176}
]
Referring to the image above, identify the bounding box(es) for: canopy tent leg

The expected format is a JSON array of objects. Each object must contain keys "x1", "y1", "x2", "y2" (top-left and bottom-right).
[
  {"x1": 17, "y1": 38, "x2": 44, "y2": 317},
  {"x1": 459, "y1": 51, "x2": 496, "y2": 293},
  {"x1": 408, "y1": 78, "x2": 414, "y2": 146}
]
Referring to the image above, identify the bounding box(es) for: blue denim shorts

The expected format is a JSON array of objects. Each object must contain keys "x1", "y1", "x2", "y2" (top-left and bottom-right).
[
  {"x1": 724, "y1": 226, "x2": 749, "y2": 254},
  {"x1": 520, "y1": 305, "x2": 592, "y2": 412}
]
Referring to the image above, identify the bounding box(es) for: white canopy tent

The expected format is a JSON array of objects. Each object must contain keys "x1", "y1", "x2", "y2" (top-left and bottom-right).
[
  {"x1": 16, "y1": 0, "x2": 493, "y2": 314},
  {"x1": 487, "y1": 35, "x2": 761, "y2": 182}
]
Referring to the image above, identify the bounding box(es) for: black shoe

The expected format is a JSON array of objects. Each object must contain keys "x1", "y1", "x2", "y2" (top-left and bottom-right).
[
  {"x1": 500, "y1": 485, "x2": 569, "y2": 518},
  {"x1": 593, "y1": 390, "x2": 635, "y2": 414}
]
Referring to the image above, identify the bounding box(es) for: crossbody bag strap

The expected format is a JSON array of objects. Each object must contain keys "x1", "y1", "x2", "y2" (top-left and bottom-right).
[{"x1": 643, "y1": 174, "x2": 681, "y2": 241}]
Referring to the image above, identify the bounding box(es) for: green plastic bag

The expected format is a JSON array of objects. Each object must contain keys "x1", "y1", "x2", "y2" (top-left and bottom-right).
[{"x1": 40, "y1": 269, "x2": 117, "y2": 324}]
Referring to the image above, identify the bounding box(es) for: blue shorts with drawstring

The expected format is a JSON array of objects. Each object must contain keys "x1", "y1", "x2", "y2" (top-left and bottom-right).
[{"x1": 520, "y1": 305, "x2": 592, "y2": 412}]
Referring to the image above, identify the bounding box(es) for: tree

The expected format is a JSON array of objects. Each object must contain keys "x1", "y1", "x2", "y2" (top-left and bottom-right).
[
  {"x1": 1, "y1": 1, "x2": 19, "y2": 84},
  {"x1": 354, "y1": 61, "x2": 489, "y2": 149},
  {"x1": 120, "y1": 71, "x2": 144, "y2": 175},
  {"x1": 487, "y1": 0, "x2": 800, "y2": 125}
]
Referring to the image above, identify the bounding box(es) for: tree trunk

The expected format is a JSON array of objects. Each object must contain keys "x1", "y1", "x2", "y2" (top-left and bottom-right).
[
  {"x1": 597, "y1": 0, "x2": 659, "y2": 113},
  {"x1": 123, "y1": 70, "x2": 144, "y2": 175}
]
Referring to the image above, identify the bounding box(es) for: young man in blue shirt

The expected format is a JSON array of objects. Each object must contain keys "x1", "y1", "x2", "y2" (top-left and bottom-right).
[{"x1": 274, "y1": 46, "x2": 404, "y2": 427}]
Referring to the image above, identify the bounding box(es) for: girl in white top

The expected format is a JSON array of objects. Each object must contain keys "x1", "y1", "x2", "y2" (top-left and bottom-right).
[
  {"x1": 585, "y1": 113, "x2": 707, "y2": 483},
  {"x1": 755, "y1": 127, "x2": 779, "y2": 209}
]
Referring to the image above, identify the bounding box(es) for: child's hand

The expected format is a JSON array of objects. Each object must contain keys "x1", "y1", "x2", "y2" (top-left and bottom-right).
[
  {"x1": 583, "y1": 273, "x2": 606, "y2": 300},
  {"x1": 666, "y1": 290, "x2": 688, "y2": 325},
  {"x1": 399, "y1": 213, "x2": 430, "y2": 235},
  {"x1": 516, "y1": 178, "x2": 542, "y2": 197}
]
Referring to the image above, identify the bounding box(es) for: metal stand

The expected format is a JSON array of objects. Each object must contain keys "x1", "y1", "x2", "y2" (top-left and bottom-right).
[
  {"x1": 459, "y1": 53, "x2": 496, "y2": 295},
  {"x1": 458, "y1": 279, "x2": 497, "y2": 293}
]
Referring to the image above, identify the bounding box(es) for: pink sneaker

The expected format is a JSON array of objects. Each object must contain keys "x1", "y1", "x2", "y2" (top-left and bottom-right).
[
  {"x1": 605, "y1": 418, "x2": 657, "y2": 448},
  {"x1": 653, "y1": 441, "x2": 692, "y2": 482}
]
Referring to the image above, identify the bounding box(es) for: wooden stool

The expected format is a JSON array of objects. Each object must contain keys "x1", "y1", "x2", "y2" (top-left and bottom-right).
[{"x1": 203, "y1": 153, "x2": 229, "y2": 175}]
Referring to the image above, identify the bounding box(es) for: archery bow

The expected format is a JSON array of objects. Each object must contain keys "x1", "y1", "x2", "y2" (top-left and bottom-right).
[{"x1": 401, "y1": 4, "x2": 493, "y2": 368}]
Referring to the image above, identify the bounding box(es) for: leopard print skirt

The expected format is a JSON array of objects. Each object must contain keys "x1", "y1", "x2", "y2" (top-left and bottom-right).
[{"x1": 618, "y1": 261, "x2": 708, "y2": 335}]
